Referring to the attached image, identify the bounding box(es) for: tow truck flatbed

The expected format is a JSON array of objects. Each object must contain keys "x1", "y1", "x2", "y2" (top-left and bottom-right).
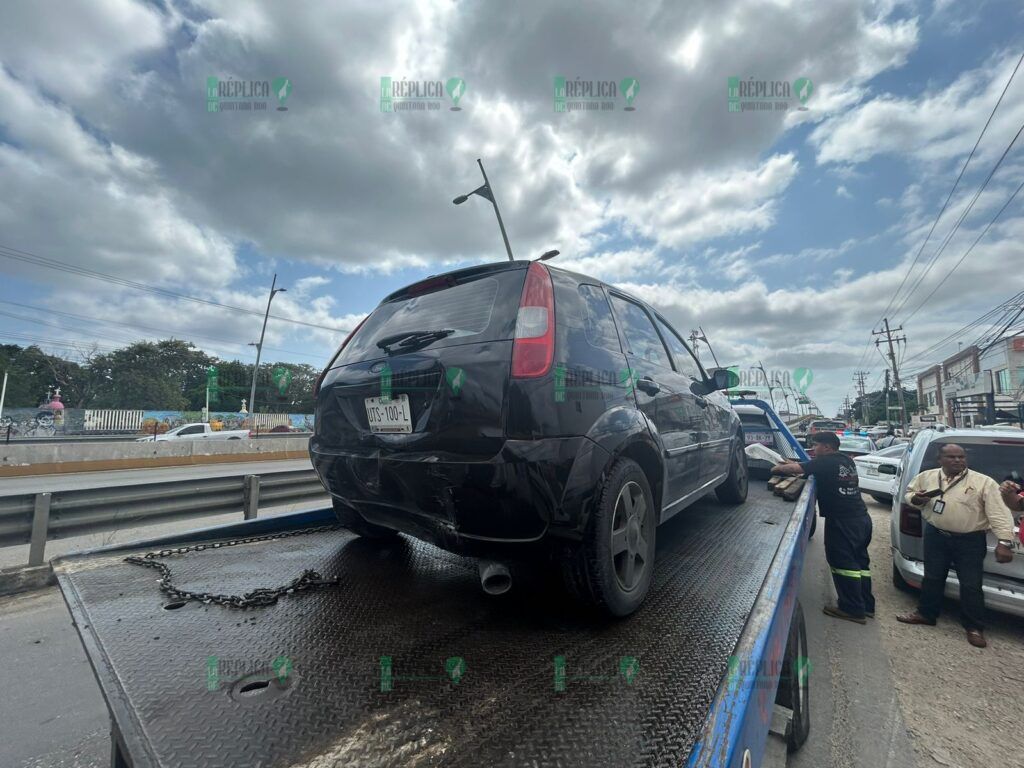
[{"x1": 54, "y1": 401, "x2": 814, "y2": 768}]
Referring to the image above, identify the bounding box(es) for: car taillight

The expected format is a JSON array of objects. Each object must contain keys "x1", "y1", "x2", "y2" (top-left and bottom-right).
[
  {"x1": 314, "y1": 315, "x2": 369, "y2": 397},
  {"x1": 511, "y1": 262, "x2": 554, "y2": 378},
  {"x1": 899, "y1": 502, "x2": 922, "y2": 537}
]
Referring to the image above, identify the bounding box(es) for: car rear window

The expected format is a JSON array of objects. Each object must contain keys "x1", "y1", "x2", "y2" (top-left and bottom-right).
[
  {"x1": 738, "y1": 413, "x2": 771, "y2": 429},
  {"x1": 336, "y1": 272, "x2": 520, "y2": 365},
  {"x1": 578, "y1": 284, "x2": 621, "y2": 352},
  {"x1": 841, "y1": 437, "x2": 873, "y2": 450},
  {"x1": 922, "y1": 438, "x2": 1024, "y2": 483},
  {"x1": 812, "y1": 421, "x2": 846, "y2": 430}
]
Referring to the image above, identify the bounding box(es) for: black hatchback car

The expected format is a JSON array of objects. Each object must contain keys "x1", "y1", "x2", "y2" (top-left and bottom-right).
[{"x1": 310, "y1": 260, "x2": 746, "y2": 616}]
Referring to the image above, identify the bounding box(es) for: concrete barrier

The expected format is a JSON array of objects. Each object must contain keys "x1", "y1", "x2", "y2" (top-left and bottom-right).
[{"x1": 0, "y1": 437, "x2": 311, "y2": 476}]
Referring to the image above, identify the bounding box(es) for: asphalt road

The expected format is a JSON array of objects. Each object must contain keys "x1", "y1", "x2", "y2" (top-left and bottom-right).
[
  {"x1": 0, "y1": 458, "x2": 313, "y2": 496},
  {"x1": 2, "y1": 494, "x2": 1018, "y2": 767}
]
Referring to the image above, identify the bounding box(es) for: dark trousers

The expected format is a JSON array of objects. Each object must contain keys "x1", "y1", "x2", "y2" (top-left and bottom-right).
[
  {"x1": 824, "y1": 514, "x2": 875, "y2": 617},
  {"x1": 918, "y1": 523, "x2": 987, "y2": 630}
]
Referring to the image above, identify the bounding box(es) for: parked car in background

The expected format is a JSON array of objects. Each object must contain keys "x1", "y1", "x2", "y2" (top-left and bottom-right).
[
  {"x1": 310, "y1": 260, "x2": 747, "y2": 616},
  {"x1": 136, "y1": 422, "x2": 250, "y2": 442},
  {"x1": 732, "y1": 401, "x2": 776, "y2": 478},
  {"x1": 890, "y1": 428, "x2": 1024, "y2": 617},
  {"x1": 854, "y1": 443, "x2": 908, "y2": 503},
  {"x1": 837, "y1": 435, "x2": 876, "y2": 458},
  {"x1": 804, "y1": 419, "x2": 847, "y2": 446}
]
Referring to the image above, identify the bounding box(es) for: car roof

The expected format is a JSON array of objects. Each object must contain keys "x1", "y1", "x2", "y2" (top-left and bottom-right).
[
  {"x1": 732, "y1": 404, "x2": 767, "y2": 415},
  {"x1": 913, "y1": 428, "x2": 1024, "y2": 442}
]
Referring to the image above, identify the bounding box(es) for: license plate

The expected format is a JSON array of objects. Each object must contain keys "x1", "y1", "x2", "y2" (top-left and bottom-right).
[
  {"x1": 364, "y1": 394, "x2": 412, "y2": 434},
  {"x1": 866, "y1": 467, "x2": 879, "y2": 476}
]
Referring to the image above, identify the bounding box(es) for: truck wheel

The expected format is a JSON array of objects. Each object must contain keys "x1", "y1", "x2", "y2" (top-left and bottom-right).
[
  {"x1": 562, "y1": 458, "x2": 656, "y2": 617},
  {"x1": 332, "y1": 499, "x2": 399, "y2": 540},
  {"x1": 715, "y1": 438, "x2": 749, "y2": 504},
  {"x1": 775, "y1": 601, "x2": 810, "y2": 752},
  {"x1": 892, "y1": 561, "x2": 914, "y2": 593}
]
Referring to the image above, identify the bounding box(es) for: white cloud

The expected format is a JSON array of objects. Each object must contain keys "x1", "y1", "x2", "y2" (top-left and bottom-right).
[
  {"x1": 836, "y1": 185, "x2": 853, "y2": 198},
  {"x1": 810, "y1": 49, "x2": 1024, "y2": 167}
]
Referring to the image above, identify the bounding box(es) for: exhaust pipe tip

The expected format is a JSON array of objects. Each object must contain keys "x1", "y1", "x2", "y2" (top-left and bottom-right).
[{"x1": 478, "y1": 560, "x2": 512, "y2": 596}]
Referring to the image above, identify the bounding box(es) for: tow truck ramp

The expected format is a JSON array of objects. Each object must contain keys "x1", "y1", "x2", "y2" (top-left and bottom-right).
[{"x1": 54, "y1": 401, "x2": 814, "y2": 768}]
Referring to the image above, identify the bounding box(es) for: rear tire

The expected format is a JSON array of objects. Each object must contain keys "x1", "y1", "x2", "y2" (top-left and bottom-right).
[
  {"x1": 775, "y1": 601, "x2": 810, "y2": 752},
  {"x1": 715, "y1": 437, "x2": 749, "y2": 504},
  {"x1": 562, "y1": 458, "x2": 656, "y2": 617},
  {"x1": 892, "y1": 561, "x2": 914, "y2": 593},
  {"x1": 332, "y1": 499, "x2": 399, "y2": 539}
]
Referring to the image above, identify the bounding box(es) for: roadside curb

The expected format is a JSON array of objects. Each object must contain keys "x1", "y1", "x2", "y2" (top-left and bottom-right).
[{"x1": 0, "y1": 563, "x2": 55, "y2": 597}]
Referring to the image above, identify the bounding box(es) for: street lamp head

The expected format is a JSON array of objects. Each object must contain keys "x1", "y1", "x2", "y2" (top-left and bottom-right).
[
  {"x1": 452, "y1": 194, "x2": 469, "y2": 205},
  {"x1": 538, "y1": 250, "x2": 560, "y2": 261}
]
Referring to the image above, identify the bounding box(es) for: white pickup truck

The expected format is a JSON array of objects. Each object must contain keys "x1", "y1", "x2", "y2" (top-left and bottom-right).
[{"x1": 136, "y1": 422, "x2": 251, "y2": 442}]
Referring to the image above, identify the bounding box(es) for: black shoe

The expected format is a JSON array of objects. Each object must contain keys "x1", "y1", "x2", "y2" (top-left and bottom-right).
[{"x1": 865, "y1": 612, "x2": 875, "y2": 618}]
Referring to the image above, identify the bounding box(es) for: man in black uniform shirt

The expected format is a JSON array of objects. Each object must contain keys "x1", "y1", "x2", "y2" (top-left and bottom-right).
[{"x1": 772, "y1": 432, "x2": 875, "y2": 624}]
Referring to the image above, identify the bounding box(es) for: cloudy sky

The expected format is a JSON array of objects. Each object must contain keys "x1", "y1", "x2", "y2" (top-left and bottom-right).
[{"x1": 1, "y1": 0, "x2": 1023, "y2": 415}]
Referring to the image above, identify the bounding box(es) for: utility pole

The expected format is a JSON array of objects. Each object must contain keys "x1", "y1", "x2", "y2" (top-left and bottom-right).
[
  {"x1": 248, "y1": 274, "x2": 287, "y2": 427},
  {"x1": 0, "y1": 370, "x2": 7, "y2": 421},
  {"x1": 874, "y1": 318, "x2": 908, "y2": 434},
  {"x1": 756, "y1": 361, "x2": 776, "y2": 410},
  {"x1": 884, "y1": 369, "x2": 891, "y2": 426},
  {"x1": 854, "y1": 370, "x2": 870, "y2": 425}
]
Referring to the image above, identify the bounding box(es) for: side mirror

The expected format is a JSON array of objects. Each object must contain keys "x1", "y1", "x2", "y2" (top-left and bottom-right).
[{"x1": 707, "y1": 367, "x2": 739, "y2": 392}]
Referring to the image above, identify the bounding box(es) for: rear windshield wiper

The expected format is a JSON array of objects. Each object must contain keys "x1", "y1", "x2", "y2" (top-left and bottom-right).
[{"x1": 376, "y1": 329, "x2": 455, "y2": 353}]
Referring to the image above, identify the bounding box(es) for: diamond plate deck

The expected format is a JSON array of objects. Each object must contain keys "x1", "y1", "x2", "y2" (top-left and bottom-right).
[{"x1": 55, "y1": 485, "x2": 795, "y2": 768}]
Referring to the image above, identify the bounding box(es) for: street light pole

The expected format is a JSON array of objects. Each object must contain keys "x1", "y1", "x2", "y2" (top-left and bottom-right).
[
  {"x1": 248, "y1": 274, "x2": 287, "y2": 426},
  {"x1": 453, "y1": 159, "x2": 514, "y2": 261}
]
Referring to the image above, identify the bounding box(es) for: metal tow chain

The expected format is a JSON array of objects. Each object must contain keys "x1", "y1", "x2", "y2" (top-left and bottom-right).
[{"x1": 124, "y1": 524, "x2": 342, "y2": 608}]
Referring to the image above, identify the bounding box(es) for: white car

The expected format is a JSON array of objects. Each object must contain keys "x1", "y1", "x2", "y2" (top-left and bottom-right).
[
  {"x1": 854, "y1": 443, "x2": 907, "y2": 502},
  {"x1": 136, "y1": 422, "x2": 251, "y2": 442},
  {"x1": 890, "y1": 428, "x2": 1024, "y2": 618}
]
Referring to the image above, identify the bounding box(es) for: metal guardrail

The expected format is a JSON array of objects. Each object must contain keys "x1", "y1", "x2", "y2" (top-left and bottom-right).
[{"x1": 0, "y1": 469, "x2": 329, "y2": 568}]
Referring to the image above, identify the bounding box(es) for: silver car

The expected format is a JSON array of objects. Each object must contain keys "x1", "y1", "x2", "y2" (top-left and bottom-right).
[{"x1": 890, "y1": 428, "x2": 1024, "y2": 617}]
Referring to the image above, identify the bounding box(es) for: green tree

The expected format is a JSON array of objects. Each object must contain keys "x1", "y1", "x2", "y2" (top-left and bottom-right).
[
  {"x1": 0, "y1": 344, "x2": 86, "y2": 407},
  {"x1": 88, "y1": 340, "x2": 215, "y2": 410}
]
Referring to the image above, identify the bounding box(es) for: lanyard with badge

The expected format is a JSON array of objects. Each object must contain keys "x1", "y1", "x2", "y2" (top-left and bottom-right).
[{"x1": 932, "y1": 471, "x2": 966, "y2": 515}]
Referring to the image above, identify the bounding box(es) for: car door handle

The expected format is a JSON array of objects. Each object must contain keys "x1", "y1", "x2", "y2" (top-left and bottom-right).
[
  {"x1": 636, "y1": 376, "x2": 660, "y2": 395},
  {"x1": 694, "y1": 395, "x2": 709, "y2": 408}
]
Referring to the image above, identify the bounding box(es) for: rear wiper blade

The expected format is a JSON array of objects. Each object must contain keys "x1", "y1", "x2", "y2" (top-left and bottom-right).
[{"x1": 376, "y1": 329, "x2": 454, "y2": 353}]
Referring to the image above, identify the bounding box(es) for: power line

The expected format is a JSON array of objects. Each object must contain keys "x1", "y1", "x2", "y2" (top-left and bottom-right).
[
  {"x1": 0, "y1": 299, "x2": 329, "y2": 361},
  {"x1": 0, "y1": 243, "x2": 352, "y2": 334},
  {"x1": 878, "y1": 52, "x2": 1024, "y2": 325},
  {"x1": 901, "y1": 175, "x2": 1024, "y2": 323},
  {"x1": 901, "y1": 295, "x2": 1019, "y2": 369},
  {"x1": 893, "y1": 120, "x2": 1024, "y2": 321}
]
